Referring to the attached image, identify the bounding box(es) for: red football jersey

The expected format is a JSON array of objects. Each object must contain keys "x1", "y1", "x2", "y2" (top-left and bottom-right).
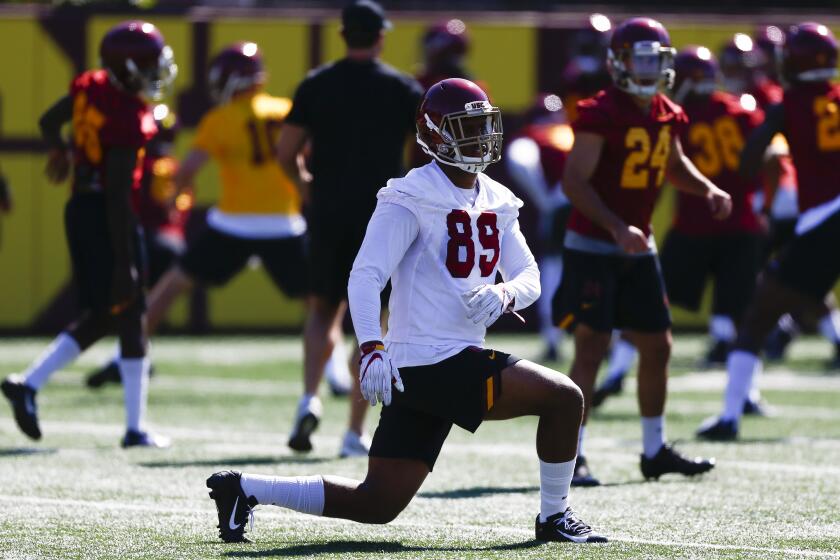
[
  {"x1": 517, "y1": 122, "x2": 574, "y2": 185},
  {"x1": 567, "y1": 86, "x2": 689, "y2": 241},
  {"x1": 782, "y1": 82, "x2": 840, "y2": 212},
  {"x1": 69, "y1": 69, "x2": 157, "y2": 194},
  {"x1": 674, "y1": 91, "x2": 764, "y2": 235},
  {"x1": 132, "y1": 155, "x2": 189, "y2": 238},
  {"x1": 749, "y1": 78, "x2": 783, "y2": 110}
]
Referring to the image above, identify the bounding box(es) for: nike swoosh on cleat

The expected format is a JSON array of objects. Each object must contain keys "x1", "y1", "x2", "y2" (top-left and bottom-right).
[{"x1": 229, "y1": 496, "x2": 241, "y2": 530}]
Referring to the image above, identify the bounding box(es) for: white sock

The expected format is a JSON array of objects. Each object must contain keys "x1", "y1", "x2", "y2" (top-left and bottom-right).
[
  {"x1": 324, "y1": 339, "x2": 352, "y2": 388},
  {"x1": 120, "y1": 358, "x2": 150, "y2": 432},
  {"x1": 576, "y1": 425, "x2": 586, "y2": 457},
  {"x1": 709, "y1": 315, "x2": 736, "y2": 343},
  {"x1": 778, "y1": 313, "x2": 799, "y2": 335},
  {"x1": 538, "y1": 256, "x2": 564, "y2": 351},
  {"x1": 818, "y1": 311, "x2": 840, "y2": 343},
  {"x1": 240, "y1": 474, "x2": 325, "y2": 516},
  {"x1": 606, "y1": 338, "x2": 636, "y2": 381},
  {"x1": 641, "y1": 416, "x2": 665, "y2": 459},
  {"x1": 22, "y1": 332, "x2": 81, "y2": 390},
  {"x1": 538, "y1": 458, "x2": 575, "y2": 522},
  {"x1": 722, "y1": 350, "x2": 762, "y2": 422}
]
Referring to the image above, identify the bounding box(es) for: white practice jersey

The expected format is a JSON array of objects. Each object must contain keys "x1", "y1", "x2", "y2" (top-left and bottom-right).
[{"x1": 349, "y1": 162, "x2": 541, "y2": 368}]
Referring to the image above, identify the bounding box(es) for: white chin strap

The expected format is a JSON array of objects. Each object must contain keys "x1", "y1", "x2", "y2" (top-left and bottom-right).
[{"x1": 416, "y1": 134, "x2": 491, "y2": 173}]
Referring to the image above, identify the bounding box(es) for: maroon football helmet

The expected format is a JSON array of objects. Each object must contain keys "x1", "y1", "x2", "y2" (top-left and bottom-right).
[
  {"x1": 416, "y1": 78, "x2": 503, "y2": 173},
  {"x1": 753, "y1": 25, "x2": 785, "y2": 78},
  {"x1": 607, "y1": 17, "x2": 675, "y2": 99},
  {"x1": 208, "y1": 42, "x2": 266, "y2": 104},
  {"x1": 783, "y1": 22, "x2": 839, "y2": 83},
  {"x1": 719, "y1": 33, "x2": 762, "y2": 94},
  {"x1": 672, "y1": 46, "x2": 719, "y2": 103},
  {"x1": 100, "y1": 20, "x2": 176, "y2": 101},
  {"x1": 423, "y1": 19, "x2": 470, "y2": 62}
]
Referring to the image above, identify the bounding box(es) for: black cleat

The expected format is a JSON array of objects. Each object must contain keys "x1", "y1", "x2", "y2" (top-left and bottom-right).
[
  {"x1": 85, "y1": 362, "x2": 121, "y2": 389},
  {"x1": 743, "y1": 396, "x2": 775, "y2": 417},
  {"x1": 1, "y1": 376, "x2": 41, "y2": 440},
  {"x1": 696, "y1": 416, "x2": 738, "y2": 441},
  {"x1": 764, "y1": 327, "x2": 793, "y2": 362},
  {"x1": 702, "y1": 339, "x2": 731, "y2": 367},
  {"x1": 121, "y1": 430, "x2": 171, "y2": 448},
  {"x1": 571, "y1": 456, "x2": 601, "y2": 487},
  {"x1": 207, "y1": 470, "x2": 257, "y2": 543},
  {"x1": 640, "y1": 443, "x2": 715, "y2": 480},
  {"x1": 287, "y1": 397, "x2": 322, "y2": 453},
  {"x1": 591, "y1": 375, "x2": 624, "y2": 408},
  {"x1": 535, "y1": 507, "x2": 608, "y2": 543}
]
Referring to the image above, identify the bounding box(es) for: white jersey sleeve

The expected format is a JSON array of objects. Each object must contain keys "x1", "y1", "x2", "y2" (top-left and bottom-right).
[
  {"x1": 348, "y1": 202, "x2": 420, "y2": 345},
  {"x1": 498, "y1": 219, "x2": 541, "y2": 311}
]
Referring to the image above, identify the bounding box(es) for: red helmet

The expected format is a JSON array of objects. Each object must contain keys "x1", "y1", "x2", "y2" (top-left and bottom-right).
[
  {"x1": 672, "y1": 46, "x2": 718, "y2": 103},
  {"x1": 423, "y1": 19, "x2": 470, "y2": 61},
  {"x1": 208, "y1": 42, "x2": 266, "y2": 104},
  {"x1": 100, "y1": 20, "x2": 177, "y2": 101},
  {"x1": 607, "y1": 17, "x2": 675, "y2": 99},
  {"x1": 753, "y1": 25, "x2": 785, "y2": 76},
  {"x1": 416, "y1": 78, "x2": 503, "y2": 173},
  {"x1": 783, "y1": 22, "x2": 839, "y2": 83},
  {"x1": 719, "y1": 33, "x2": 763, "y2": 94}
]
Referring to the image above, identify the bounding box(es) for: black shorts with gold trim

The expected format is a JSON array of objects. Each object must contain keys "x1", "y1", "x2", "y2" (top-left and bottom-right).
[{"x1": 368, "y1": 347, "x2": 519, "y2": 471}]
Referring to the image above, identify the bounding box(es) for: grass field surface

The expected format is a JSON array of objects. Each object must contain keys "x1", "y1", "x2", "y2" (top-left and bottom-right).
[{"x1": 1, "y1": 334, "x2": 839, "y2": 559}]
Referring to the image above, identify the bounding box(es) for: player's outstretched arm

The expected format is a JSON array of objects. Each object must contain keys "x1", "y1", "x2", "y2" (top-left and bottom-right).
[
  {"x1": 104, "y1": 147, "x2": 140, "y2": 313},
  {"x1": 497, "y1": 220, "x2": 540, "y2": 311},
  {"x1": 38, "y1": 95, "x2": 73, "y2": 184},
  {"x1": 740, "y1": 103, "x2": 785, "y2": 180},
  {"x1": 665, "y1": 136, "x2": 732, "y2": 220}
]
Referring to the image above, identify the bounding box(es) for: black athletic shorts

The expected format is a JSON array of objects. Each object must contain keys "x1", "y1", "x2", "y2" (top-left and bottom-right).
[
  {"x1": 552, "y1": 249, "x2": 671, "y2": 333},
  {"x1": 369, "y1": 347, "x2": 519, "y2": 471},
  {"x1": 307, "y1": 209, "x2": 370, "y2": 304},
  {"x1": 178, "y1": 227, "x2": 307, "y2": 297},
  {"x1": 146, "y1": 232, "x2": 184, "y2": 287},
  {"x1": 545, "y1": 205, "x2": 572, "y2": 255},
  {"x1": 762, "y1": 217, "x2": 797, "y2": 263},
  {"x1": 660, "y1": 231, "x2": 761, "y2": 321},
  {"x1": 770, "y1": 209, "x2": 840, "y2": 301},
  {"x1": 65, "y1": 192, "x2": 147, "y2": 312}
]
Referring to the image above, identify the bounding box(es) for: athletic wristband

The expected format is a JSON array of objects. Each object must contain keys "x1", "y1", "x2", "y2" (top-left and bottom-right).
[{"x1": 360, "y1": 341, "x2": 385, "y2": 355}]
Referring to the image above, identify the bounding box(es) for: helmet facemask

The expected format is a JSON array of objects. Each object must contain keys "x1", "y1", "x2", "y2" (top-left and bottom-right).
[
  {"x1": 609, "y1": 41, "x2": 675, "y2": 99},
  {"x1": 417, "y1": 100, "x2": 503, "y2": 173},
  {"x1": 124, "y1": 45, "x2": 178, "y2": 102}
]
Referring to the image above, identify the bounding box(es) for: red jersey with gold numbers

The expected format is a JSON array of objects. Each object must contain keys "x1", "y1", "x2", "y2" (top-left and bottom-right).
[
  {"x1": 782, "y1": 82, "x2": 840, "y2": 212},
  {"x1": 749, "y1": 78, "x2": 783, "y2": 109},
  {"x1": 674, "y1": 91, "x2": 764, "y2": 235},
  {"x1": 567, "y1": 86, "x2": 689, "y2": 241},
  {"x1": 69, "y1": 69, "x2": 157, "y2": 194}
]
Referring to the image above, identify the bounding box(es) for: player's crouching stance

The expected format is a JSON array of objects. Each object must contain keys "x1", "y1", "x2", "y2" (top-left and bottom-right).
[{"x1": 207, "y1": 79, "x2": 607, "y2": 545}]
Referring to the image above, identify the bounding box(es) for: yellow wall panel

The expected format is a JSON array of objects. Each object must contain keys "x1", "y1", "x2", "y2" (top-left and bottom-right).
[
  {"x1": 0, "y1": 156, "x2": 37, "y2": 325},
  {"x1": 0, "y1": 19, "x2": 37, "y2": 136},
  {"x1": 210, "y1": 19, "x2": 310, "y2": 99},
  {"x1": 464, "y1": 23, "x2": 535, "y2": 111}
]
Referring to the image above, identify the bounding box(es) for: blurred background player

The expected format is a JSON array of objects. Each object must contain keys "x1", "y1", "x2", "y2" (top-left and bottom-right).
[
  {"x1": 84, "y1": 103, "x2": 192, "y2": 388},
  {"x1": 558, "y1": 13, "x2": 613, "y2": 122},
  {"x1": 554, "y1": 17, "x2": 726, "y2": 486},
  {"x1": 699, "y1": 22, "x2": 840, "y2": 440},
  {"x1": 275, "y1": 1, "x2": 424, "y2": 456},
  {"x1": 505, "y1": 93, "x2": 573, "y2": 361},
  {"x1": 1, "y1": 21, "x2": 176, "y2": 447}
]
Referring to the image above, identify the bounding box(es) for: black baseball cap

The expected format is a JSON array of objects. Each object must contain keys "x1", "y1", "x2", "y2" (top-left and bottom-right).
[{"x1": 342, "y1": 1, "x2": 392, "y2": 34}]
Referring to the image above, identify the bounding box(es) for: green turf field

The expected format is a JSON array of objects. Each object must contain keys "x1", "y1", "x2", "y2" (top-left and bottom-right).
[{"x1": 1, "y1": 334, "x2": 839, "y2": 559}]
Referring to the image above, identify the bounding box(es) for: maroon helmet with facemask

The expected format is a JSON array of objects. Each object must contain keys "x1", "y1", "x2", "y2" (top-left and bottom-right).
[
  {"x1": 607, "y1": 17, "x2": 675, "y2": 99},
  {"x1": 416, "y1": 78, "x2": 503, "y2": 173},
  {"x1": 783, "y1": 22, "x2": 839, "y2": 84},
  {"x1": 672, "y1": 46, "x2": 718, "y2": 103},
  {"x1": 100, "y1": 20, "x2": 177, "y2": 101},
  {"x1": 208, "y1": 42, "x2": 266, "y2": 104}
]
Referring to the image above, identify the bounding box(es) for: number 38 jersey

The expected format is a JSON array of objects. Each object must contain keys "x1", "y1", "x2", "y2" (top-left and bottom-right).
[
  {"x1": 782, "y1": 82, "x2": 840, "y2": 213},
  {"x1": 192, "y1": 92, "x2": 300, "y2": 216},
  {"x1": 350, "y1": 162, "x2": 540, "y2": 368},
  {"x1": 567, "y1": 86, "x2": 689, "y2": 242},
  {"x1": 69, "y1": 70, "x2": 157, "y2": 194}
]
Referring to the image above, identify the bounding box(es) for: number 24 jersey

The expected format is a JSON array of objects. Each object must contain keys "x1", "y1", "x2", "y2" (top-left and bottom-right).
[{"x1": 567, "y1": 85, "x2": 689, "y2": 242}]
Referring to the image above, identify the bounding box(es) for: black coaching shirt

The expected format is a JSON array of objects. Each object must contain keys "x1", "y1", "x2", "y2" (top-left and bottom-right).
[{"x1": 286, "y1": 58, "x2": 424, "y2": 220}]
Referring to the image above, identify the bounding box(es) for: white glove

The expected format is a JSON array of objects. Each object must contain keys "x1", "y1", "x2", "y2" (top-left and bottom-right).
[
  {"x1": 462, "y1": 284, "x2": 515, "y2": 327},
  {"x1": 358, "y1": 341, "x2": 404, "y2": 407}
]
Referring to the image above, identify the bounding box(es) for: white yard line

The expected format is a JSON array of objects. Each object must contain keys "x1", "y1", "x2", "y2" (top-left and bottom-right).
[{"x1": 0, "y1": 495, "x2": 836, "y2": 558}]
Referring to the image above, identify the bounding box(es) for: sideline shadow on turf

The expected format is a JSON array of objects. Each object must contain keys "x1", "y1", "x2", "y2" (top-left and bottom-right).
[
  {"x1": 138, "y1": 456, "x2": 330, "y2": 468},
  {"x1": 222, "y1": 539, "x2": 543, "y2": 557},
  {"x1": 0, "y1": 447, "x2": 57, "y2": 457},
  {"x1": 418, "y1": 485, "x2": 539, "y2": 499}
]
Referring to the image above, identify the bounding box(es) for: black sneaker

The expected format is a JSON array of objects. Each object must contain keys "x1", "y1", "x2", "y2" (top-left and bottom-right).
[
  {"x1": 743, "y1": 396, "x2": 775, "y2": 417},
  {"x1": 571, "y1": 456, "x2": 601, "y2": 487},
  {"x1": 287, "y1": 397, "x2": 322, "y2": 453},
  {"x1": 764, "y1": 327, "x2": 793, "y2": 362},
  {"x1": 535, "y1": 507, "x2": 608, "y2": 543},
  {"x1": 640, "y1": 443, "x2": 715, "y2": 480},
  {"x1": 591, "y1": 375, "x2": 624, "y2": 408},
  {"x1": 1, "y1": 376, "x2": 41, "y2": 440},
  {"x1": 207, "y1": 470, "x2": 258, "y2": 543},
  {"x1": 696, "y1": 416, "x2": 738, "y2": 441},
  {"x1": 121, "y1": 430, "x2": 171, "y2": 448},
  {"x1": 702, "y1": 339, "x2": 731, "y2": 367},
  {"x1": 85, "y1": 362, "x2": 121, "y2": 389}
]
